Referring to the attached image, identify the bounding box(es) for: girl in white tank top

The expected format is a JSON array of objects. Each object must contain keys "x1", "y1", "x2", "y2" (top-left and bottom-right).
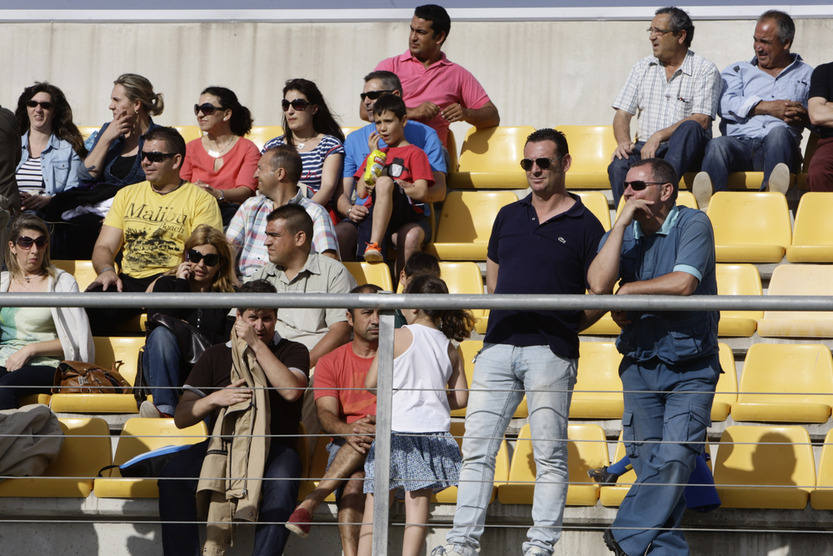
[{"x1": 359, "y1": 274, "x2": 475, "y2": 556}]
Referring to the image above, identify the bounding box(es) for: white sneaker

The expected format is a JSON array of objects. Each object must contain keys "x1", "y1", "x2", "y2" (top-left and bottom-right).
[
  {"x1": 767, "y1": 162, "x2": 790, "y2": 194},
  {"x1": 139, "y1": 400, "x2": 163, "y2": 418},
  {"x1": 431, "y1": 544, "x2": 469, "y2": 556},
  {"x1": 691, "y1": 171, "x2": 713, "y2": 210}
]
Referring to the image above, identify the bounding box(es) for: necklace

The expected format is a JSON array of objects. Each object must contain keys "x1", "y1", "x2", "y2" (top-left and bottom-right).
[{"x1": 293, "y1": 133, "x2": 318, "y2": 151}]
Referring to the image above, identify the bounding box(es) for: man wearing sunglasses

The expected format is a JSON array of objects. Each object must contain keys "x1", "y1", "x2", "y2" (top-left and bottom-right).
[
  {"x1": 372, "y1": 4, "x2": 499, "y2": 149},
  {"x1": 434, "y1": 128, "x2": 604, "y2": 556},
  {"x1": 588, "y1": 158, "x2": 719, "y2": 556},
  {"x1": 338, "y1": 70, "x2": 447, "y2": 261},
  {"x1": 87, "y1": 127, "x2": 222, "y2": 332},
  {"x1": 608, "y1": 6, "x2": 721, "y2": 206}
]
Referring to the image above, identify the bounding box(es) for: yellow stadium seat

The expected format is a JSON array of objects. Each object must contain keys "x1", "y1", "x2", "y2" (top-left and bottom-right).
[
  {"x1": 94, "y1": 418, "x2": 207, "y2": 498},
  {"x1": 614, "y1": 191, "x2": 697, "y2": 222},
  {"x1": 52, "y1": 259, "x2": 100, "y2": 292},
  {"x1": 429, "y1": 191, "x2": 517, "y2": 261},
  {"x1": 433, "y1": 420, "x2": 510, "y2": 503},
  {"x1": 580, "y1": 308, "x2": 621, "y2": 336},
  {"x1": 712, "y1": 342, "x2": 738, "y2": 422},
  {"x1": 49, "y1": 336, "x2": 145, "y2": 413},
  {"x1": 559, "y1": 125, "x2": 617, "y2": 190},
  {"x1": 569, "y1": 342, "x2": 623, "y2": 419},
  {"x1": 707, "y1": 192, "x2": 791, "y2": 263},
  {"x1": 574, "y1": 191, "x2": 611, "y2": 230},
  {"x1": 451, "y1": 340, "x2": 527, "y2": 418},
  {"x1": 787, "y1": 192, "x2": 833, "y2": 262},
  {"x1": 343, "y1": 261, "x2": 393, "y2": 291},
  {"x1": 78, "y1": 126, "x2": 100, "y2": 141},
  {"x1": 757, "y1": 264, "x2": 833, "y2": 338},
  {"x1": 439, "y1": 262, "x2": 488, "y2": 334},
  {"x1": 173, "y1": 125, "x2": 202, "y2": 144},
  {"x1": 498, "y1": 423, "x2": 608, "y2": 506},
  {"x1": 0, "y1": 417, "x2": 111, "y2": 498},
  {"x1": 810, "y1": 429, "x2": 833, "y2": 509},
  {"x1": 448, "y1": 126, "x2": 536, "y2": 189},
  {"x1": 247, "y1": 126, "x2": 284, "y2": 151},
  {"x1": 716, "y1": 264, "x2": 762, "y2": 337},
  {"x1": 731, "y1": 343, "x2": 833, "y2": 423},
  {"x1": 714, "y1": 425, "x2": 814, "y2": 509}
]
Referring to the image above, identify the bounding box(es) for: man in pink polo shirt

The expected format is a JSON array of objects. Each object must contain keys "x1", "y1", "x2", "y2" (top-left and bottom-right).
[{"x1": 372, "y1": 4, "x2": 500, "y2": 147}]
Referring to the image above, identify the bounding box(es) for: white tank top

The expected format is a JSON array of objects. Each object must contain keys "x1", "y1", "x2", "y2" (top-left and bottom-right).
[{"x1": 391, "y1": 323, "x2": 453, "y2": 433}]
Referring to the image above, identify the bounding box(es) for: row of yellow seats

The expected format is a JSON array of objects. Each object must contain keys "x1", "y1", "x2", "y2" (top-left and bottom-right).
[
  {"x1": 430, "y1": 189, "x2": 833, "y2": 265},
  {"x1": 447, "y1": 125, "x2": 818, "y2": 191}
]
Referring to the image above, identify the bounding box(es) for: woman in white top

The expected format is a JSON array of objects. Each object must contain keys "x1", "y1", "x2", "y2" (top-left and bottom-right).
[
  {"x1": 14, "y1": 82, "x2": 87, "y2": 211},
  {"x1": 361, "y1": 274, "x2": 474, "y2": 556},
  {"x1": 0, "y1": 214, "x2": 94, "y2": 409}
]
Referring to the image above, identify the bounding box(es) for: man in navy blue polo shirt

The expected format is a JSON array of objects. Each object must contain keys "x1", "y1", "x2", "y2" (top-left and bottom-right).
[
  {"x1": 587, "y1": 158, "x2": 719, "y2": 556},
  {"x1": 433, "y1": 128, "x2": 605, "y2": 556}
]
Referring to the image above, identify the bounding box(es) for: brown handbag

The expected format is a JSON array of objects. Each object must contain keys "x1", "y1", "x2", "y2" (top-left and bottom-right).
[{"x1": 51, "y1": 360, "x2": 131, "y2": 394}]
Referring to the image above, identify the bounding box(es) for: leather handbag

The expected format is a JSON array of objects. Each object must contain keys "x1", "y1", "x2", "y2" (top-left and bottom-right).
[
  {"x1": 146, "y1": 312, "x2": 212, "y2": 366},
  {"x1": 52, "y1": 360, "x2": 131, "y2": 394}
]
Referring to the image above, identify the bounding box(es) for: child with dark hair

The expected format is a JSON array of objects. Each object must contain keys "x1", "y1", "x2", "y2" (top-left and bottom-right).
[
  {"x1": 395, "y1": 251, "x2": 441, "y2": 327},
  {"x1": 359, "y1": 274, "x2": 474, "y2": 556},
  {"x1": 354, "y1": 94, "x2": 434, "y2": 271}
]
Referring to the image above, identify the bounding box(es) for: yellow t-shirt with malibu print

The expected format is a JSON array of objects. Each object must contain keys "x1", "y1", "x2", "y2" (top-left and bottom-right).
[{"x1": 104, "y1": 181, "x2": 223, "y2": 279}]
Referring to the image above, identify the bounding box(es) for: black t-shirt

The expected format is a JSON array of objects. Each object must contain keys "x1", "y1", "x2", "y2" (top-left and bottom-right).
[
  {"x1": 149, "y1": 276, "x2": 233, "y2": 344},
  {"x1": 184, "y1": 340, "x2": 310, "y2": 448},
  {"x1": 810, "y1": 62, "x2": 833, "y2": 139}
]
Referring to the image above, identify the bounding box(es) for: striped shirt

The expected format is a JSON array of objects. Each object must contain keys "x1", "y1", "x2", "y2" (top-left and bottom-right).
[
  {"x1": 613, "y1": 50, "x2": 721, "y2": 141},
  {"x1": 226, "y1": 189, "x2": 340, "y2": 280},
  {"x1": 15, "y1": 156, "x2": 45, "y2": 196},
  {"x1": 261, "y1": 134, "x2": 345, "y2": 199}
]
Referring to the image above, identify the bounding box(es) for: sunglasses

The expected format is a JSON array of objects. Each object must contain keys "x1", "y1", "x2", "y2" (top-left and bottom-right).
[
  {"x1": 26, "y1": 100, "x2": 53, "y2": 110},
  {"x1": 360, "y1": 90, "x2": 395, "y2": 101},
  {"x1": 520, "y1": 157, "x2": 560, "y2": 171},
  {"x1": 141, "y1": 151, "x2": 177, "y2": 163},
  {"x1": 282, "y1": 98, "x2": 311, "y2": 112},
  {"x1": 16, "y1": 235, "x2": 48, "y2": 249},
  {"x1": 194, "y1": 103, "x2": 224, "y2": 116},
  {"x1": 624, "y1": 180, "x2": 665, "y2": 191},
  {"x1": 187, "y1": 249, "x2": 220, "y2": 266}
]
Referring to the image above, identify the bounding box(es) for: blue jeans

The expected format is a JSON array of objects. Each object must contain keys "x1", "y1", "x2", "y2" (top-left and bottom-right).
[
  {"x1": 608, "y1": 120, "x2": 709, "y2": 205},
  {"x1": 700, "y1": 127, "x2": 801, "y2": 191},
  {"x1": 143, "y1": 326, "x2": 184, "y2": 416},
  {"x1": 612, "y1": 355, "x2": 719, "y2": 556},
  {"x1": 445, "y1": 343, "x2": 577, "y2": 556},
  {"x1": 158, "y1": 440, "x2": 301, "y2": 556}
]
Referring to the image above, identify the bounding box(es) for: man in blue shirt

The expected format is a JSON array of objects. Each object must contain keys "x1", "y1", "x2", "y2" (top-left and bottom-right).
[
  {"x1": 433, "y1": 128, "x2": 604, "y2": 556},
  {"x1": 335, "y1": 70, "x2": 447, "y2": 261},
  {"x1": 692, "y1": 10, "x2": 813, "y2": 207},
  {"x1": 588, "y1": 158, "x2": 719, "y2": 556}
]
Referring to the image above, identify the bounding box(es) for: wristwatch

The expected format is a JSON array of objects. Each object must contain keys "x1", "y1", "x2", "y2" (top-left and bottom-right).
[{"x1": 217, "y1": 190, "x2": 225, "y2": 202}]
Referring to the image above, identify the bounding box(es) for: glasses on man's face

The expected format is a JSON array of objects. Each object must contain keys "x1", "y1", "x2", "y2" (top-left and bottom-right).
[
  {"x1": 187, "y1": 249, "x2": 220, "y2": 267},
  {"x1": 26, "y1": 100, "x2": 53, "y2": 110},
  {"x1": 194, "y1": 103, "x2": 223, "y2": 116},
  {"x1": 520, "y1": 157, "x2": 560, "y2": 172},
  {"x1": 624, "y1": 180, "x2": 665, "y2": 191},
  {"x1": 360, "y1": 90, "x2": 395, "y2": 101},
  {"x1": 647, "y1": 26, "x2": 673, "y2": 37},
  {"x1": 16, "y1": 235, "x2": 48, "y2": 249},
  {"x1": 141, "y1": 151, "x2": 177, "y2": 163},
  {"x1": 282, "y1": 98, "x2": 310, "y2": 112}
]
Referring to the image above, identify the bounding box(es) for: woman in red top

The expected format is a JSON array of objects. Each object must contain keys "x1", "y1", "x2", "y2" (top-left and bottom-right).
[{"x1": 180, "y1": 86, "x2": 260, "y2": 225}]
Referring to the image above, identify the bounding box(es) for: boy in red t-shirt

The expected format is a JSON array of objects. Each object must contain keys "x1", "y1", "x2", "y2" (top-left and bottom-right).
[{"x1": 354, "y1": 94, "x2": 434, "y2": 265}]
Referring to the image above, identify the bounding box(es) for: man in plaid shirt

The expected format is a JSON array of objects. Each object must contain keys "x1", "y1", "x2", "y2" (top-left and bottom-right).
[
  {"x1": 226, "y1": 144, "x2": 339, "y2": 280},
  {"x1": 607, "y1": 6, "x2": 721, "y2": 205}
]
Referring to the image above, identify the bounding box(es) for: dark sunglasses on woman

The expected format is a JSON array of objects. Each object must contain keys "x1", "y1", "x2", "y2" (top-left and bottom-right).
[
  {"x1": 281, "y1": 98, "x2": 310, "y2": 111},
  {"x1": 16, "y1": 235, "x2": 48, "y2": 249},
  {"x1": 187, "y1": 249, "x2": 220, "y2": 267},
  {"x1": 194, "y1": 103, "x2": 223, "y2": 116},
  {"x1": 26, "y1": 100, "x2": 53, "y2": 110}
]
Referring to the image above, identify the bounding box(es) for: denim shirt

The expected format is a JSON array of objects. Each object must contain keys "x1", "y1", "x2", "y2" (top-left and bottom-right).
[
  {"x1": 78, "y1": 119, "x2": 160, "y2": 188},
  {"x1": 610, "y1": 206, "x2": 719, "y2": 364},
  {"x1": 17, "y1": 132, "x2": 82, "y2": 195}
]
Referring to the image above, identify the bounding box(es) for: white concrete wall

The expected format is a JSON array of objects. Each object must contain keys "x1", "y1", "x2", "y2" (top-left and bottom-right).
[{"x1": 1, "y1": 18, "x2": 832, "y2": 139}]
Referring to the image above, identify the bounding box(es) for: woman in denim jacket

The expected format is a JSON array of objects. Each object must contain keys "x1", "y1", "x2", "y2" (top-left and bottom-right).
[{"x1": 14, "y1": 82, "x2": 87, "y2": 213}]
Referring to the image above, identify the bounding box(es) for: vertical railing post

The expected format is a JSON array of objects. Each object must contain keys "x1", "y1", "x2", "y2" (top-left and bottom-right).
[{"x1": 372, "y1": 310, "x2": 395, "y2": 556}]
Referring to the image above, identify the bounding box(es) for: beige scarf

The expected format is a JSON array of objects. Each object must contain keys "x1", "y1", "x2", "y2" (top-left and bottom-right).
[{"x1": 197, "y1": 328, "x2": 271, "y2": 556}]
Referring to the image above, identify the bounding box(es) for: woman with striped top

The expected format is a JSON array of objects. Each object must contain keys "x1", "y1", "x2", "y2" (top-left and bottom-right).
[
  {"x1": 14, "y1": 82, "x2": 87, "y2": 214},
  {"x1": 262, "y1": 79, "x2": 345, "y2": 215}
]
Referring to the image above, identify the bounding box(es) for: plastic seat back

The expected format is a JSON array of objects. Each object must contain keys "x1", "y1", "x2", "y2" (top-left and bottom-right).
[
  {"x1": 714, "y1": 425, "x2": 814, "y2": 508},
  {"x1": 247, "y1": 126, "x2": 285, "y2": 151},
  {"x1": 430, "y1": 191, "x2": 517, "y2": 261},
  {"x1": 52, "y1": 259, "x2": 99, "y2": 292},
  {"x1": 569, "y1": 342, "x2": 623, "y2": 419},
  {"x1": 173, "y1": 125, "x2": 202, "y2": 143},
  {"x1": 732, "y1": 343, "x2": 833, "y2": 423},
  {"x1": 811, "y1": 429, "x2": 833, "y2": 509},
  {"x1": 574, "y1": 191, "x2": 611, "y2": 230},
  {"x1": 716, "y1": 263, "x2": 763, "y2": 337},
  {"x1": 707, "y1": 192, "x2": 791, "y2": 263},
  {"x1": 343, "y1": 261, "x2": 393, "y2": 291},
  {"x1": 449, "y1": 126, "x2": 536, "y2": 189},
  {"x1": 712, "y1": 342, "x2": 738, "y2": 422},
  {"x1": 439, "y1": 262, "x2": 488, "y2": 334},
  {"x1": 787, "y1": 192, "x2": 833, "y2": 262},
  {"x1": 559, "y1": 125, "x2": 617, "y2": 189},
  {"x1": 757, "y1": 264, "x2": 833, "y2": 338}
]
